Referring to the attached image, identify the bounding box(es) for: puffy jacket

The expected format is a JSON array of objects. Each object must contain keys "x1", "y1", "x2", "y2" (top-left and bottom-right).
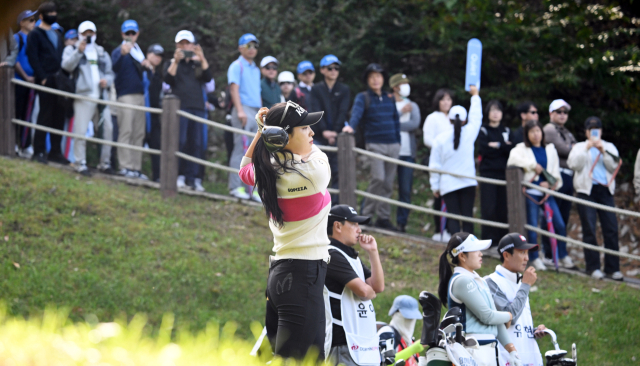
[
  {"x1": 507, "y1": 142, "x2": 563, "y2": 191},
  {"x1": 61, "y1": 42, "x2": 114, "y2": 96},
  {"x1": 567, "y1": 140, "x2": 619, "y2": 196}
]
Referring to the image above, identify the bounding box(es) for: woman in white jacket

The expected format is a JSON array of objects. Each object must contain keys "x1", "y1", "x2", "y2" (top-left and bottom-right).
[
  {"x1": 429, "y1": 86, "x2": 481, "y2": 234},
  {"x1": 506, "y1": 120, "x2": 570, "y2": 271}
]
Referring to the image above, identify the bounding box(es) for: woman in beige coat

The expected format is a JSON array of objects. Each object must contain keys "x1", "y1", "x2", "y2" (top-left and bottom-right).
[{"x1": 507, "y1": 120, "x2": 572, "y2": 271}]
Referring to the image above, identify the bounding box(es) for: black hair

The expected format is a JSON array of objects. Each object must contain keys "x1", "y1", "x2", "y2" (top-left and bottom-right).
[
  {"x1": 484, "y1": 99, "x2": 504, "y2": 125},
  {"x1": 38, "y1": 2, "x2": 57, "y2": 15},
  {"x1": 499, "y1": 247, "x2": 515, "y2": 263},
  {"x1": 327, "y1": 218, "x2": 345, "y2": 236},
  {"x1": 523, "y1": 120, "x2": 545, "y2": 148},
  {"x1": 432, "y1": 88, "x2": 453, "y2": 112},
  {"x1": 252, "y1": 103, "x2": 308, "y2": 228},
  {"x1": 516, "y1": 101, "x2": 537, "y2": 122},
  {"x1": 438, "y1": 232, "x2": 472, "y2": 307},
  {"x1": 451, "y1": 115, "x2": 462, "y2": 150}
]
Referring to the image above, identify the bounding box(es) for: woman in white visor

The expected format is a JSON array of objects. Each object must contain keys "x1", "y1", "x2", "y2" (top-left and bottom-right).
[{"x1": 437, "y1": 232, "x2": 524, "y2": 366}]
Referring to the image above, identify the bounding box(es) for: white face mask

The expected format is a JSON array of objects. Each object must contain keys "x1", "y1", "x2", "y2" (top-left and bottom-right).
[{"x1": 399, "y1": 83, "x2": 411, "y2": 97}]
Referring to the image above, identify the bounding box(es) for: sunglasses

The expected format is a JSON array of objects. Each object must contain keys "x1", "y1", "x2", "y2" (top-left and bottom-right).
[
  {"x1": 302, "y1": 70, "x2": 315, "y2": 75},
  {"x1": 124, "y1": 31, "x2": 137, "y2": 36},
  {"x1": 325, "y1": 66, "x2": 340, "y2": 71},
  {"x1": 242, "y1": 43, "x2": 259, "y2": 50},
  {"x1": 26, "y1": 18, "x2": 35, "y2": 23},
  {"x1": 554, "y1": 110, "x2": 569, "y2": 115},
  {"x1": 279, "y1": 100, "x2": 304, "y2": 127},
  {"x1": 528, "y1": 110, "x2": 538, "y2": 114},
  {"x1": 263, "y1": 65, "x2": 278, "y2": 71},
  {"x1": 279, "y1": 82, "x2": 293, "y2": 86}
]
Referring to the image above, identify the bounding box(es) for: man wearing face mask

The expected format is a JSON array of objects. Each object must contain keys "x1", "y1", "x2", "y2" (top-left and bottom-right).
[
  {"x1": 389, "y1": 74, "x2": 420, "y2": 232},
  {"x1": 567, "y1": 117, "x2": 622, "y2": 281},
  {"x1": 61, "y1": 21, "x2": 114, "y2": 176},
  {"x1": 25, "y1": 2, "x2": 68, "y2": 165}
]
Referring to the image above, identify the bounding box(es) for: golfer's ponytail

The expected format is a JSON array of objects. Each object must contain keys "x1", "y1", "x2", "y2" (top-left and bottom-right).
[
  {"x1": 452, "y1": 115, "x2": 462, "y2": 150},
  {"x1": 437, "y1": 232, "x2": 471, "y2": 306}
]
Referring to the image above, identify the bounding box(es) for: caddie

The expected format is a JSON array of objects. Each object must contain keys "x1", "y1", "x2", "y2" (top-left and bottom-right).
[{"x1": 486, "y1": 233, "x2": 548, "y2": 366}]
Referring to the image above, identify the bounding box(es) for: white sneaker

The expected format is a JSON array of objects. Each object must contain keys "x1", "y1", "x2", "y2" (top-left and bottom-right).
[
  {"x1": 76, "y1": 162, "x2": 90, "y2": 176},
  {"x1": 194, "y1": 178, "x2": 205, "y2": 192},
  {"x1": 251, "y1": 190, "x2": 262, "y2": 202},
  {"x1": 124, "y1": 169, "x2": 139, "y2": 178},
  {"x1": 591, "y1": 269, "x2": 604, "y2": 280},
  {"x1": 118, "y1": 168, "x2": 129, "y2": 176},
  {"x1": 230, "y1": 187, "x2": 250, "y2": 200},
  {"x1": 177, "y1": 175, "x2": 186, "y2": 188},
  {"x1": 542, "y1": 257, "x2": 555, "y2": 267},
  {"x1": 136, "y1": 171, "x2": 149, "y2": 180},
  {"x1": 561, "y1": 256, "x2": 576, "y2": 269},
  {"x1": 531, "y1": 258, "x2": 547, "y2": 271},
  {"x1": 609, "y1": 271, "x2": 623, "y2": 281},
  {"x1": 431, "y1": 230, "x2": 451, "y2": 243}
]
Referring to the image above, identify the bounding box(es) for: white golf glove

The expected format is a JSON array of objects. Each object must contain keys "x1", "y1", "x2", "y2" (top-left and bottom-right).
[
  {"x1": 255, "y1": 111, "x2": 265, "y2": 132},
  {"x1": 509, "y1": 351, "x2": 523, "y2": 366}
]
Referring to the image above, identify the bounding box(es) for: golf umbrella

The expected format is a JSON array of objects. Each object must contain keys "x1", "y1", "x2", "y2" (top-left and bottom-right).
[{"x1": 544, "y1": 202, "x2": 559, "y2": 271}]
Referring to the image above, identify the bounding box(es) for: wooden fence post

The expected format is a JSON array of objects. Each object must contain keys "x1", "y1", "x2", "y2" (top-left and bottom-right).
[
  {"x1": 160, "y1": 95, "x2": 180, "y2": 198},
  {"x1": 506, "y1": 166, "x2": 526, "y2": 234},
  {"x1": 337, "y1": 133, "x2": 357, "y2": 208},
  {"x1": 0, "y1": 66, "x2": 15, "y2": 157}
]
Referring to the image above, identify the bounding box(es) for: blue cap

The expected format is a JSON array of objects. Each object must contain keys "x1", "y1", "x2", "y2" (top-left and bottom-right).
[
  {"x1": 320, "y1": 54, "x2": 341, "y2": 67},
  {"x1": 238, "y1": 33, "x2": 258, "y2": 46},
  {"x1": 17, "y1": 10, "x2": 37, "y2": 25},
  {"x1": 121, "y1": 19, "x2": 139, "y2": 33},
  {"x1": 297, "y1": 61, "x2": 315, "y2": 74},
  {"x1": 388, "y1": 295, "x2": 422, "y2": 319},
  {"x1": 65, "y1": 29, "x2": 78, "y2": 40}
]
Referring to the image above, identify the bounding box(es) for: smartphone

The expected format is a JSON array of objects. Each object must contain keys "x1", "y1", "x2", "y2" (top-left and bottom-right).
[
  {"x1": 590, "y1": 129, "x2": 601, "y2": 141},
  {"x1": 86, "y1": 37, "x2": 92, "y2": 44},
  {"x1": 182, "y1": 50, "x2": 194, "y2": 58}
]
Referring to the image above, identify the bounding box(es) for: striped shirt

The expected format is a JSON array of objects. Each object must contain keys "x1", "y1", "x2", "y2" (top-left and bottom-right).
[
  {"x1": 239, "y1": 144, "x2": 332, "y2": 260},
  {"x1": 348, "y1": 89, "x2": 401, "y2": 144}
]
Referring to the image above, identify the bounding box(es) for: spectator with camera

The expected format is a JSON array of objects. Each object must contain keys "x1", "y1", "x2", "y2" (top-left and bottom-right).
[
  {"x1": 61, "y1": 20, "x2": 114, "y2": 176},
  {"x1": 567, "y1": 117, "x2": 622, "y2": 281},
  {"x1": 164, "y1": 30, "x2": 212, "y2": 192},
  {"x1": 111, "y1": 19, "x2": 152, "y2": 179}
]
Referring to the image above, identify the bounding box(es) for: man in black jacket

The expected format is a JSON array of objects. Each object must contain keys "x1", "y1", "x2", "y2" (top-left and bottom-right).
[
  {"x1": 145, "y1": 44, "x2": 164, "y2": 182},
  {"x1": 510, "y1": 101, "x2": 538, "y2": 145},
  {"x1": 164, "y1": 30, "x2": 212, "y2": 192},
  {"x1": 26, "y1": 2, "x2": 68, "y2": 164},
  {"x1": 309, "y1": 55, "x2": 351, "y2": 202}
]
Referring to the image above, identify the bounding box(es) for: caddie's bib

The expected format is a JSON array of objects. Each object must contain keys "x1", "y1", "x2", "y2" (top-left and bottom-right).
[
  {"x1": 487, "y1": 270, "x2": 543, "y2": 366},
  {"x1": 326, "y1": 245, "x2": 381, "y2": 365}
]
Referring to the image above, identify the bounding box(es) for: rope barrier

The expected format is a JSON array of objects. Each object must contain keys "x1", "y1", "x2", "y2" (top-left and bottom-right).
[
  {"x1": 11, "y1": 78, "x2": 163, "y2": 114},
  {"x1": 524, "y1": 224, "x2": 640, "y2": 261},
  {"x1": 174, "y1": 151, "x2": 239, "y2": 174},
  {"x1": 521, "y1": 181, "x2": 640, "y2": 219},
  {"x1": 176, "y1": 110, "x2": 339, "y2": 153},
  {"x1": 353, "y1": 147, "x2": 507, "y2": 186},
  {"x1": 11, "y1": 119, "x2": 161, "y2": 155},
  {"x1": 354, "y1": 189, "x2": 510, "y2": 229}
]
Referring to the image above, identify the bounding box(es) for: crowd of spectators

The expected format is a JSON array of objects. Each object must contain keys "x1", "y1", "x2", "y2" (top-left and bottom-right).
[{"x1": 4, "y1": 2, "x2": 636, "y2": 280}]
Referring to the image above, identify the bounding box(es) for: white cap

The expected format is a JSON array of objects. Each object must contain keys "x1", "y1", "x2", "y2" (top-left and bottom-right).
[
  {"x1": 448, "y1": 105, "x2": 467, "y2": 122},
  {"x1": 450, "y1": 234, "x2": 492, "y2": 257},
  {"x1": 78, "y1": 21, "x2": 97, "y2": 34},
  {"x1": 260, "y1": 56, "x2": 278, "y2": 68},
  {"x1": 175, "y1": 30, "x2": 195, "y2": 43},
  {"x1": 277, "y1": 71, "x2": 295, "y2": 83},
  {"x1": 549, "y1": 99, "x2": 571, "y2": 113}
]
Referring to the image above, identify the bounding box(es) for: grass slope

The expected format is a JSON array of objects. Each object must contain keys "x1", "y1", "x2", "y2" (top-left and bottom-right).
[{"x1": 0, "y1": 157, "x2": 638, "y2": 364}]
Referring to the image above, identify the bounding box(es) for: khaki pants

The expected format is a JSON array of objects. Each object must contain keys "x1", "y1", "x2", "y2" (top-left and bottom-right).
[
  {"x1": 116, "y1": 94, "x2": 145, "y2": 171},
  {"x1": 362, "y1": 142, "x2": 401, "y2": 220},
  {"x1": 73, "y1": 99, "x2": 112, "y2": 165}
]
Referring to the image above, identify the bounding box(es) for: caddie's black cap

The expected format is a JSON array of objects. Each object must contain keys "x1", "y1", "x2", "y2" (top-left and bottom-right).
[
  {"x1": 498, "y1": 232, "x2": 539, "y2": 255},
  {"x1": 328, "y1": 204, "x2": 371, "y2": 225}
]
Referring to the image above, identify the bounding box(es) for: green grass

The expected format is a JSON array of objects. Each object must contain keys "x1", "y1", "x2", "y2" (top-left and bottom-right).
[{"x1": 0, "y1": 156, "x2": 638, "y2": 364}]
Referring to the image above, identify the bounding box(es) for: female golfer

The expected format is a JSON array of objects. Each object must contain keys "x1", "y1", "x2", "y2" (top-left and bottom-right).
[
  {"x1": 239, "y1": 101, "x2": 331, "y2": 360},
  {"x1": 438, "y1": 232, "x2": 524, "y2": 366}
]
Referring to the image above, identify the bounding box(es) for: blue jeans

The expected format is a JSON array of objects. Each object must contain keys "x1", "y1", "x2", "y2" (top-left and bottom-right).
[
  {"x1": 396, "y1": 156, "x2": 415, "y2": 226},
  {"x1": 179, "y1": 108, "x2": 206, "y2": 184},
  {"x1": 526, "y1": 196, "x2": 567, "y2": 260}
]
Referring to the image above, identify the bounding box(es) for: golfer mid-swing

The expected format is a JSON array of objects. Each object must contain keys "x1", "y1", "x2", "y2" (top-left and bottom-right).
[{"x1": 239, "y1": 101, "x2": 331, "y2": 359}]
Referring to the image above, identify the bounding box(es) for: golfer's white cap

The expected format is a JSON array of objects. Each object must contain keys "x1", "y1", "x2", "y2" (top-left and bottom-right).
[
  {"x1": 277, "y1": 71, "x2": 295, "y2": 83},
  {"x1": 260, "y1": 56, "x2": 278, "y2": 68},
  {"x1": 451, "y1": 234, "x2": 492, "y2": 257},
  {"x1": 549, "y1": 99, "x2": 571, "y2": 113},
  {"x1": 175, "y1": 30, "x2": 195, "y2": 43},
  {"x1": 448, "y1": 105, "x2": 467, "y2": 122},
  {"x1": 78, "y1": 21, "x2": 97, "y2": 34}
]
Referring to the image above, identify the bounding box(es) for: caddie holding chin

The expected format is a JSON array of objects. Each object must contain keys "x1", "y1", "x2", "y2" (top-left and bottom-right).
[{"x1": 485, "y1": 233, "x2": 549, "y2": 366}]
